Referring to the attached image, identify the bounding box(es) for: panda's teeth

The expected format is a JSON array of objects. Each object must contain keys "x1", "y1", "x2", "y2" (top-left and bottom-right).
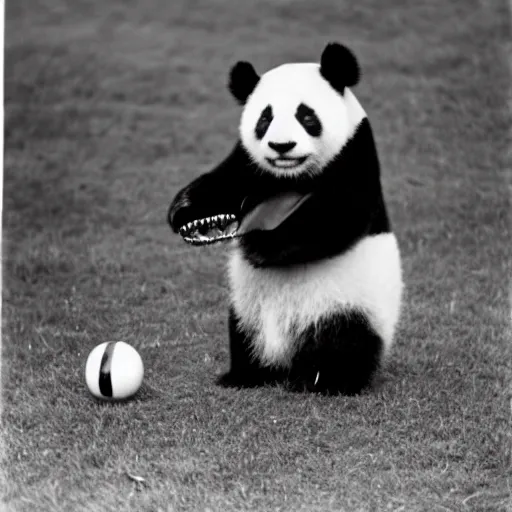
[
  {"x1": 181, "y1": 222, "x2": 193, "y2": 234},
  {"x1": 180, "y1": 212, "x2": 240, "y2": 245}
]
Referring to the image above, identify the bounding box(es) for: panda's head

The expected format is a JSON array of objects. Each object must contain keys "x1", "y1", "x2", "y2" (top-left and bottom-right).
[{"x1": 229, "y1": 42, "x2": 367, "y2": 178}]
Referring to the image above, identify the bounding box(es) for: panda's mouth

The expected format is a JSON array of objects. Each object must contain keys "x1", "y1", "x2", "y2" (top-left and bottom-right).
[
  {"x1": 179, "y1": 214, "x2": 239, "y2": 245},
  {"x1": 266, "y1": 156, "x2": 309, "y2": 169}
]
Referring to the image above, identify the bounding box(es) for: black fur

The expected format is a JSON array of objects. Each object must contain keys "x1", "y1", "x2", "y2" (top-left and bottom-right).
[
  {"x1": 168, "y1": 142, "x2": 250, "y2": 232},
  {"x1": 320, "y1": 42, "x2": 361, "y2": 93},
  {"x1": 229, "y1": 61, "x2": 260, "y2": 105},
  {"x1": 287, "y1": 311, "x2": 383, "y2": 395},
  {"x1": 216, "y1": 308, "x2": 287, "y2": 389},
  {"x1": 255, "y1": 105, "x2": 273, "y2": 140},
  {"x1": 218, "y1": 308, "x2": 382, "y2": 396},
  {"x1": 295, "y1": 103, "x2": 322, "y2": 137}
]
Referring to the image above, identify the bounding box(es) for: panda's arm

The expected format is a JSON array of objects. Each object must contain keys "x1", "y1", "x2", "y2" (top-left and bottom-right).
[
  {"x1": 239, "y1": 177, "x2": 385, "y2": 267},
  {"x1": 168, "y1": 143, "x2": 250, "y2": 233}
]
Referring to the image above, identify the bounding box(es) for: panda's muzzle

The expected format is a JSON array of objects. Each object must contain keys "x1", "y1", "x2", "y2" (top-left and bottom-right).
[{"x1": 266, "y1": 140, "x2": 308, "y2": 169}]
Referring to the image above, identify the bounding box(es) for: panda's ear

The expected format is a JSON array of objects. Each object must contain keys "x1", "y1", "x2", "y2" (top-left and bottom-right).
[
  {"x1": 320, "y1": 42, "x2": 361, "y2": 93},
  {"x1": 228, "y1": 61, "x2": 260, "y2": 105}
]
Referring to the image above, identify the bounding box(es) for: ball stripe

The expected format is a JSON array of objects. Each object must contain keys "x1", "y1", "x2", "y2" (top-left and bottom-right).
[{"x1": 98, "y1": 341, "x2": 116, "y2": 397}]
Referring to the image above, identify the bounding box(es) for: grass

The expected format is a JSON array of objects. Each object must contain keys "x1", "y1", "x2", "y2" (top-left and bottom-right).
[{"x1": 2, "y1": 0, "x2": 512, "y2": 510}]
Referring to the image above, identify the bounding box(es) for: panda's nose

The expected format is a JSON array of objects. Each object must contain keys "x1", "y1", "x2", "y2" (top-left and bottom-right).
[{"x1": 268, "y1": 141, "x2": 297, "y2": 154}]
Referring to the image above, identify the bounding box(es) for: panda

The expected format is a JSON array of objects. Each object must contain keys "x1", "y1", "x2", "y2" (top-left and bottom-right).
[{"x1": 168, "y1": 42, "x2": 404, "y2": 396}]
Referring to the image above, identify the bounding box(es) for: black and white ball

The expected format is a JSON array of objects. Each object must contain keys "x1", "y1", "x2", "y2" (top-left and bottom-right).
[
  {"x1": 168, "y1": 42, "x2": 404, "y2": 395},
  {"x1": 85, "y1": 341, "x2": 144, "y2": 400}
]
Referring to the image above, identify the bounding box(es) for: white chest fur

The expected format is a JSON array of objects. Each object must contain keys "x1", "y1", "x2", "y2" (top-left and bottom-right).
[{"x1": 227, "y1": 233, "x2": 404, "y2": 367}]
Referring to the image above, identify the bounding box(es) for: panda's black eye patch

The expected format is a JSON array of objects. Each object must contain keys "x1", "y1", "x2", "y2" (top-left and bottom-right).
[
  {"x1": 255, "y1": 105, "x2": 273, "y2": 140},
  {"x1": 296, "y1": 103, "x2": 322, "y2": 137}
]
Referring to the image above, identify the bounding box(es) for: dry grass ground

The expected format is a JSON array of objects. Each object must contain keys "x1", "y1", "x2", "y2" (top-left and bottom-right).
[{"x1": 2, "y1": 0, "x2": 512, "y2": 511}]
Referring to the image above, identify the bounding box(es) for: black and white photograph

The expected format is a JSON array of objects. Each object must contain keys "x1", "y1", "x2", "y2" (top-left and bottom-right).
[{"x1": 2, "y1": 0, "x2": 511, "y2": 510}]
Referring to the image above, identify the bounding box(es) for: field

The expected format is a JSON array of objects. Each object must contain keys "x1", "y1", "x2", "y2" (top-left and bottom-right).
[{"x1": 2, "y1": 0, "x2": 512, "y2": 510}]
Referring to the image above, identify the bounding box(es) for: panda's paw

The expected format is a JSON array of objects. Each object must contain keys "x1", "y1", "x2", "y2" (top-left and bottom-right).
[
  {"x1": 216, "y1": 369, "x2": 281, "y2": 389},
  {"x1": 216, "y1": 372, "x2": 240, "y2": 388},
  {"x1": 216, "y1": 371, "x2": 257, "y2": 389}
]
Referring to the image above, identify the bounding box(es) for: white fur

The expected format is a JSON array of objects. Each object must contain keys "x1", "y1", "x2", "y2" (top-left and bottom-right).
[
  {"x1": 239, "y1": 63, "x2": 366, "y2": 177},
  {"x1": 228, "y1": 233, "x2": 404, "y2": 367}
]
